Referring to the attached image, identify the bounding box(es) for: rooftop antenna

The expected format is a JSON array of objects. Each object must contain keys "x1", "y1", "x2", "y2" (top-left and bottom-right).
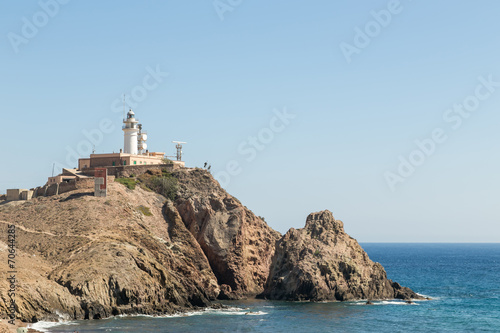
[
  {"x1": 137, "y1": 124, "x2": 148, "y2": 155},
  {"x1": 122, "y1": 94, "x2": 126, "y2": 121},
  {"x1": 172, "y1": 141, "x2": 187, "y2": 161}
]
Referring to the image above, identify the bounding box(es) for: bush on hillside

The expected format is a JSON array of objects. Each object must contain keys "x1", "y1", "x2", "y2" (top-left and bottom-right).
[
  {"x1": 115, "y1": 177, "x2": 138, "y2": 190},
  {"x1": 146, "y1": 175, "x2": 178, "y2": 201},
  {"x1": 137, "y1": 205, "x2": 153, "y2": 216}
]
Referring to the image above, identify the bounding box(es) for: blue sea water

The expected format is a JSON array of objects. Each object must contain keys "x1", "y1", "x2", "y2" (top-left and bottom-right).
[{"x1": 31, "y1": 244, "x2": 500, "y2": 332}]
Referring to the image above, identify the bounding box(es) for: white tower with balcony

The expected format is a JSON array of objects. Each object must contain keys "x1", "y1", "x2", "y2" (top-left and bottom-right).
[{"x1": 123, "y1": 109, "x2": 139, "y2": 155}]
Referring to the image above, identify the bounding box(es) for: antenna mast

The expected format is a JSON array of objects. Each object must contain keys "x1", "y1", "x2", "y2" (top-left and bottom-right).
[
  {"x1": 137, "y1": 124, "x2": 148, "y2": 155},
  {"x1": 122, "y1": 94, "x2": 126, "y2": 120},
  {"x1": 172, "y1": 141, "x2": 187, "y2": 161}
]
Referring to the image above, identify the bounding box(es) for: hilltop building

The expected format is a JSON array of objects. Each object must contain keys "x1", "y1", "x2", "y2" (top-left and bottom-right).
[
  {"x1": 48, "y1": 109, "x2": 185, "y2": 185},
  {"x1": 1, "y1": 108, "x2": 185, "y2": 202},
  {"x1": 47, "y1": 168, "x2": 90, "y2": 185}
]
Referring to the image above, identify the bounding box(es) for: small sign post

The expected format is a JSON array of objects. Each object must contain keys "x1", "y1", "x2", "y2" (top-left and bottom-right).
[{"x1": 94, "y1": 168, "x2": 107, "y2": 197}]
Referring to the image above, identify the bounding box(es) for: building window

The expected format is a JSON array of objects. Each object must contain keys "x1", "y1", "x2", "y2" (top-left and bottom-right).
[
  {"x1": 134, "y1": 161, "x2": 137, "y2": 165},
  {"x1": 123, "y1": 161, "x2": 126, "y2": 166},
  {"x1": 112, "y1": 162, "x2": 116, "y2": 166}
]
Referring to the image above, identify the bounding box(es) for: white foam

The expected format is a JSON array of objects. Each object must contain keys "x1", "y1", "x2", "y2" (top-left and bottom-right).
[
  {"x1": 244, "y1": 311, "x2": 268, "y2": 316},
  {"x1": 114, "y1": 306, "x2": 266, "y2": 319},
  {"x1": 352, "y1": 300, "x2": 419, "y2": 306},
  {"x1": 115, "y1": 313, "x2": 164, "y2": 319},
  {"x1": 27, "y1": 306, "x2": 269, "y2": 331},
  {"x1": 29, "y1": 321, "x2": 77, "y2": 332},
  {"x1": 378, "y1": 300, "x2": 418, "y2": 306},
  {"x1": 191, "y1": 307, "x2": 267, "y2": 317}
]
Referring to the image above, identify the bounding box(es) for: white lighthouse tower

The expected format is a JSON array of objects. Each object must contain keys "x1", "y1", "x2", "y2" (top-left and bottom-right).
[{"x1": 123, "y1": 109, "x2": 139, "y2": 155}]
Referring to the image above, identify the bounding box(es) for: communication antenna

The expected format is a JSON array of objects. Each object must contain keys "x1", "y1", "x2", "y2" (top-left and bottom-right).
[
  {"x1": 122, "y1": 94, "x2": 126, "y2": 120},
  {"x1": 52, "y1": 163, "x2": 55, "y2": 177},
  {"x1": 137, "y1": 124, "x2": 148, "y2": 154},
  {"x1": 172, "y1": 141, "x2": 187, "y2": 161}
]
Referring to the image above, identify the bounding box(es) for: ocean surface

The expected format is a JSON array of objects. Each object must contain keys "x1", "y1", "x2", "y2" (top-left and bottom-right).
[{"x1": 31, "y1": 243, "x2": 500, "y2": 332}]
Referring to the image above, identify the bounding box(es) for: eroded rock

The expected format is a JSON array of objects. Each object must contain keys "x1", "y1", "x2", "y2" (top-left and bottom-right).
[
  {"x1": 173, "y1": 169, "x2": 281, "y2": 297},
  {"x1": 261, "y1": 210, "x2": 422, "y2": 302}
]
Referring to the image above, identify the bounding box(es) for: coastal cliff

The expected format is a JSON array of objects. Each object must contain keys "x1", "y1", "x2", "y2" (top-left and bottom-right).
[
  {"x1": 173, "y1": 169, "x2": 281, "y2": 298},
  {"x1": 0, "y1": 168, "x2": 421, "y2": 324},
  {"x1": 0, "y1": 173, "x2": 220, "y2": 322},
  {"x1": 261, "y1": 211, "x2": 420, "y2": 301}
]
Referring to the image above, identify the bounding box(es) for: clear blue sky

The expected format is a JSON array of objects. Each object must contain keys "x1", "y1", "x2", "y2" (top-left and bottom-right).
[{"x1": 1, "y1": 1, "x2": 499, "y2": 242}]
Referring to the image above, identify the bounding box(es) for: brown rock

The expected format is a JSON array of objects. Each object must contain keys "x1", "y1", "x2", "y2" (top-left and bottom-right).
[
  {"x1": 0, "y1": 168, "x2": 422, "y2": 325},
  {"x1": 261, "y1": 210, "x2": 422, "y2": 302},
  {"x1": 0, "y1": 181, "x2": 219, "y2": 323},
  {"x1": 0, "y1": 321, "x2": 14, "y2": 333},
  {"x1": 217, "y1": 284, "x2": 241, "y2": 300},
  {"x1": 173, "y1": 169, "x2": 281, "y2": 297}
]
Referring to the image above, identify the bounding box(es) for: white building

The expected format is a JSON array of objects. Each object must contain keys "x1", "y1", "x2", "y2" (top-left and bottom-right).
[
  {"x1": 48, "y1": 109, "x2": 185, "y2": 185},
  {"x1": 123, "y1": 109, "x2": 139, "y2": 155}
]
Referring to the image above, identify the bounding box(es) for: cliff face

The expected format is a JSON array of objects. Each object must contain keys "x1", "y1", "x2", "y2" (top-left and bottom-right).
[
  {"x1": 0, "y1": 168, "x2": 421, "y2": 325},
  {"x1": 0, "y1": 168, "x2": 280, "y2": 323},
  {"x1": 262, "y1": 211, "x2": 421, "y2": 301},
  {"x1": 0, "y1": 180, "x2": 219, "y2": 322},
  {"x1": 173, "y1": 169, "x2": 281, "y2": 298}
]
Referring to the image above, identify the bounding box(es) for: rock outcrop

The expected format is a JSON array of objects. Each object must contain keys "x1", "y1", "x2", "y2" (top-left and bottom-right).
[
  {"x1": 0, "y1": 168, "x2": 422, "y2": 326},
  {"x1": 0, "y1": 180, "x2": 219, "y2": 323},
  {"x1": 261, "y1": 211, "x2": 421, "y2": 301},
  {"x1": 173, "y1": 169, "x2": 281, "y2": 298}
]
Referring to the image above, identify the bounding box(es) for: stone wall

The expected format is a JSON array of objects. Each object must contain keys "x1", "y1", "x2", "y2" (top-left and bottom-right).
[
  {"x1": 90, "y1": 156, "x2": 123, "y2": 168},
  {"x1": 6, "y1": 189, "x2": 34, "y2": 201},
  {"x1": 34, "y1": 178, "x2": 98, "y2": 198},
  {"x1": 21, "y1": 190, "x2": 34, "y2": 201},
  {"x1": 7, "y1": 189, "x2": 25, "y2": 201},
  {"x1": 82, "y1": 164, "x2": 177, "y2": 178}
]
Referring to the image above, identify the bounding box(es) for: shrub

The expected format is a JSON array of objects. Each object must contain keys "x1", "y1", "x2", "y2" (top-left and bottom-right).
[
  {"x1": 147, "y1": 175, "x2": 178, "y2": 201},
  {"x1": 137, "y1": 205, "x2": 153, "y2": 216},
  {"x1": 115, "y1": 177, "x2": 138, "y2": 190}
]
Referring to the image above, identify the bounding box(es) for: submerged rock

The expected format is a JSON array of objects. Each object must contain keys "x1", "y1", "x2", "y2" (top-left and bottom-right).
[{"x1": 261, "y1": 211, "x2": 422, "y2": 302}]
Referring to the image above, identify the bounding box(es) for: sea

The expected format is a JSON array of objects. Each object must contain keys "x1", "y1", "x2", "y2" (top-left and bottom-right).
[{"x1": 30, "y1": 243, "x2": 500, "y2": 332}]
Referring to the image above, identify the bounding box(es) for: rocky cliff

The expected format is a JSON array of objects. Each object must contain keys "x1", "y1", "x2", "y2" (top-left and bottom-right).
[
  {"x1": 173, "y1": 169, "x2": 281, "y2": 298},
  {"x1": 261, "y1": 211, "x2": 421, "y2": 301},
  {"x1": 0, "y1": 168, "x2": 421, "y2": 326},
  {"x1": 0, "y1": 174, "x2": 220, "y2": 323}
]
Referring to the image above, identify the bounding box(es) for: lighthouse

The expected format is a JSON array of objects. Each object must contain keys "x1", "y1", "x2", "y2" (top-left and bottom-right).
[
  {"x1": 123, "y1": 109, "x2": 139, "y2": 155},
  {"x1": 62, "y1": 106, "x2": 187, "y2": 183}
]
